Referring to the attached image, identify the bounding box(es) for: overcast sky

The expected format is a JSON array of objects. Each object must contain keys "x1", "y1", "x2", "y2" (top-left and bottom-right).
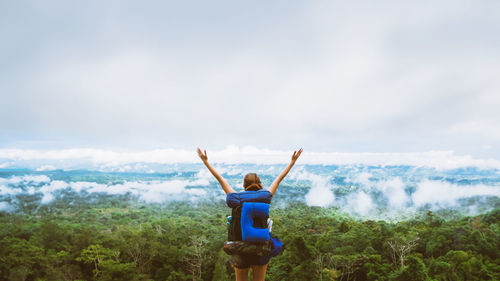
[{"x1": 1, "y1": 1, "x2": 499, "y2": 159}]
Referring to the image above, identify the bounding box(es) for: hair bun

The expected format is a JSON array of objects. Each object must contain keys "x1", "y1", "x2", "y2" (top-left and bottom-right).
[{"x1": 245, "y1": 183, "x2": 263, "y2": 191}]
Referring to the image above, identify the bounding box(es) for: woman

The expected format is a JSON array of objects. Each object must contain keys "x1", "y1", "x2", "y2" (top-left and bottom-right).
[{"x1": 197, "y1": 148, "x2": 303, "y2": 281}]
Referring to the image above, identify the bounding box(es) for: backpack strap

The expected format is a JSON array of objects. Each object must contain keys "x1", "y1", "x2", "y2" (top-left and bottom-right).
[{"x1": 228, "y1": 206, "x2": 242, "y2": 241}]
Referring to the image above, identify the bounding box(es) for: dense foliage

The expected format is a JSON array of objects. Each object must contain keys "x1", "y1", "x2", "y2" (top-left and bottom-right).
[{"x1": 1, "y1": 194, "x2": 499, "y2": 281}]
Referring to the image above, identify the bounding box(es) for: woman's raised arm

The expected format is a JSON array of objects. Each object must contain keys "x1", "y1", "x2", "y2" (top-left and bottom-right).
[
  {"x1": 197, "y1": 148, "x2": 236, "y2": 194},
  {"x1": 268, "y1": 148, "x2": 303, "y2": 196}
]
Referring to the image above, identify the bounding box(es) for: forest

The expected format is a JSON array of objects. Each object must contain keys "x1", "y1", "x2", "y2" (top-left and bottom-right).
[{"x1": 1, "y1": 187, "x2": 499, "y2": 281}]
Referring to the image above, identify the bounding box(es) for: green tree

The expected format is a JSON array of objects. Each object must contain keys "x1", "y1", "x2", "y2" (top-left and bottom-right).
[
  {"x1": 389, "y1": 255, "x2": 430, "y2": 281},
  {"x1": 0, "y1": 237, "x2": 45, "y2": 281}
]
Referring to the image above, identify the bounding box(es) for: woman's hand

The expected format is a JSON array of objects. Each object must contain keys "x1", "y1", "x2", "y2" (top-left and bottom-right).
[
  {"x1": 268, "y1": 148, "x2": 303, "y2": 195},
  {"x1": 197, "y1": 148, "x2": 208, "y2": 162},
  {"x1": 291, "y1": 148, "x2": 303, "y2": 163},
  {"x1": 196, "y1": 147, "x2": 235, "y2": 194}
]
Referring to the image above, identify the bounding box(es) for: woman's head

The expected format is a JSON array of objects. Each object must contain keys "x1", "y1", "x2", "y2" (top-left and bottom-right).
[{"x1": 243, "y1": 173, "x2": 263, "y2": 191}]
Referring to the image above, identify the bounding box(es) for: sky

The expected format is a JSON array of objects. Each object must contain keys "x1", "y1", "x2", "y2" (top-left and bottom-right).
[{"x1": 1, "y1": 0, "x2": 500, "y2": 159}]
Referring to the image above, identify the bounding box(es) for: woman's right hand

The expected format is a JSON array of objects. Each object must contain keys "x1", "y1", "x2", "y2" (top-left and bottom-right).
[
  {"x1": 197, "y1": 148, "x2": 208, "y2": 162},
  {"x1": 196, "y1": 148, "x2": 235, "y2": 194},
  {"x1": 291, "y1": 148, "x2": 303, "y2": 163}
]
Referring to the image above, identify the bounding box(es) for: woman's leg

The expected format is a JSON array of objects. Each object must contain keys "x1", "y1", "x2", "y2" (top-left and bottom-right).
[
  {"x1": 251, "y1": 264, "x2": 268, "y2": 281},
  {"x1": 234, "y1": 266, "x2": 249, "y2": 281}
]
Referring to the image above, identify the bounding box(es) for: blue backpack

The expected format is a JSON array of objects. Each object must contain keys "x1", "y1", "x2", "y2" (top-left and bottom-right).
[
  {"x1": 226, "y1": 190, "x2": 283, "y2": 256},
  {"x1": 226, "y1": 190, "x2": 271, "y2": 241}
]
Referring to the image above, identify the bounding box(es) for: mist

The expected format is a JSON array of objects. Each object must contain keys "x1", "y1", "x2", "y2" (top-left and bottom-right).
[{"x1": 1, "y1": 160, "x2": 498, "y2": 220}]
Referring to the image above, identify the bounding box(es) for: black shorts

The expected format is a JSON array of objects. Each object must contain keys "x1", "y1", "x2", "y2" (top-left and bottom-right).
[{"x1": 231, "y1": 253, "x2": 271, "y2": 269}]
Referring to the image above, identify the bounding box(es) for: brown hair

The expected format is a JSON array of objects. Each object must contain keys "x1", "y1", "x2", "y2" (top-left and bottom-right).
[{"x1": 243, "y1": 173, "x2": 263, "y2": 191}]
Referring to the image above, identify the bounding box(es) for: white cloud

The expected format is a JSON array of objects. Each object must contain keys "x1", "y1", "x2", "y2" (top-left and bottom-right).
[
  {"x1": 305, "y1": 185, "x2": 335, "y2": 208},
  {"x1": 350, "y1": 172, "x2": 372, "y2": 186},
  {"x1": 36, "y1": 179, "x2": 211, "y2": 204},
  {"x1": 21, "y1": 175, "x2": 51, "y2": 183},
  {"x1": 1, "y1": 147, "x2": 500, "y2": 170},
  {"x1": 0, "y1": 201, "x2": 12, "y2": 212},
  {"x1": 39, "y1": 180, "x2": 69, "y2": 193},
  {"x1": 290, "y1": 168, "x2": 335, "y2": 207},
  {"x1": 378, "y1": 178, "x2": 409, "y2": 209},
  {"x1": 0, "y1": 173, "x2": 211, "y2": 204},
  {"x1": 0, "y1": 185, "x2": 22, "y2": 195},
  {"x1": 40, "y1": 193, "x2": 54, "y2": 204},
  {"x1": 346, "y1": 191, "x2": 375, "y2": 216},
  {"x1": 0, "y1": 167, "x2": 498, "y2": 219},
  {"x1": 1, "y1": 1, "x2": 500, "y2": 157},
  {"x1": 0, "y1": 175, "x2": 50, "y2": 187},
  {"x1": 445, "y1": 121, "x2": 500, "y2": 141},
  {"x1": 348, "y1": 174, "x2": 409, "y2": 209},
  {"x1": 36, "y1": 165, "x2": 56, "y2": 171},
  {"x1": 412, "y1": 180, "x2": 500, "y2": 208},
  {"x1": 285, "y1": 167, "x2": 499, "y2": 218}
]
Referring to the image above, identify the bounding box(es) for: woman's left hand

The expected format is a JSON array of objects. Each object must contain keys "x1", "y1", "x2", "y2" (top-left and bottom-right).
[
  {"x1": 291, "y1": 148, "x2": 303, "y2": 163},
  {"x1": 197, "y1": 148, "x2": 208, "y2": 162}
]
